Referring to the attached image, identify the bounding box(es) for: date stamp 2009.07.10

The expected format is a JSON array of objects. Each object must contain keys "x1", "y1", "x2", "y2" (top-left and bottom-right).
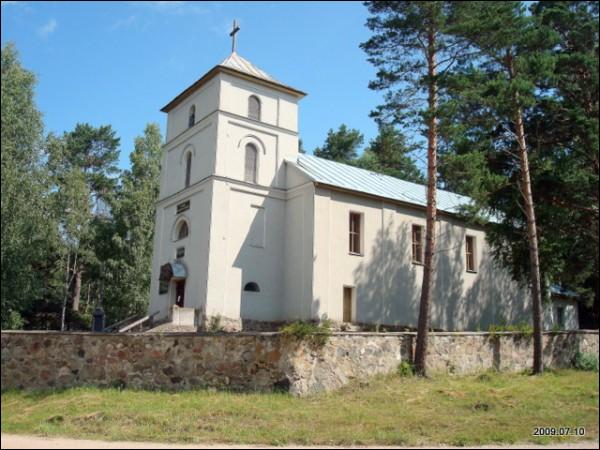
[{"x1": 533, "y1": 427, "x2": 586, "y2": 437}]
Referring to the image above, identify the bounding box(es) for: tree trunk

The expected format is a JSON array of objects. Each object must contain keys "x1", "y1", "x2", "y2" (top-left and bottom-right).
[
  {"x1": 414, "y1": 29, "x2": 438, "y2": 377},
  {"x1": 60, "y1": 253, "x2": 70, "y2": 331},
  {"x1": 514, "y1": 105, "x2": 544, "y2": 374},
  {"x1": 72, "y1": 266, "x2": 83, "y2": 312},
  {"x1": 508, "y1": 54, "x2": 544, "y2": 375}
]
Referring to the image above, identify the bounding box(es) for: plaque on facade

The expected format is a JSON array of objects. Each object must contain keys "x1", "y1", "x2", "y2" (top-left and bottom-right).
[{"x1": 176, "y1": 200, "x2": 190, "y2": 214}]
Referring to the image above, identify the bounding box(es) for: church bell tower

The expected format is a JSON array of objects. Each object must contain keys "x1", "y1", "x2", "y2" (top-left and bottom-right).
[{"x1": 149, "y1": 22, "x2": 306, "y2": 329}]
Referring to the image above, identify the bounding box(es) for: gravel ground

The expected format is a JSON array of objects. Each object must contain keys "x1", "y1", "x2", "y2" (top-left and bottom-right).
[{"x1": 1, "y1": 434, "x2": 599, "y2": 449}]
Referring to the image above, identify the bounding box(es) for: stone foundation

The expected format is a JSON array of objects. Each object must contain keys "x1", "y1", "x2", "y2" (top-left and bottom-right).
[
  {"x1": 1, "y1": 330, "x2": 597, "y2": 396},
  {"x1": 201, "y1": 314, "x2": 243, "y2": 332}
]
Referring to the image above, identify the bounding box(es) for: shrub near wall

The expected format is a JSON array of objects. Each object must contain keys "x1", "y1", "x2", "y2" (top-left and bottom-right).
[{"x1": 1, "y1": 331, "x2": 598, "y2": 396}]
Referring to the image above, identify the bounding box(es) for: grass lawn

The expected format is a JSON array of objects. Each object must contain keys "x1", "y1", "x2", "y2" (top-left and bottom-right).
[{"x1": 1, "y1": 369, "x2": 598, "y2": 446}]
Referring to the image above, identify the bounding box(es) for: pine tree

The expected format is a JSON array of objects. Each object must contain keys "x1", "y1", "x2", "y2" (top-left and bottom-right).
[
  {"x1": 356, "y1": 125, "x2": 424, "y2": 183},
  {"x1": 47, "y1": 123, "x2": 121, "y2": 326},
  {"x1": 362, "y1": 1, "x2": 462, "y2": 376},
  {"x1": 443, "y1": 1, "x2": 562, "y2": 373},
  {"x1": 531, "y1": 1, "x2": 599, "y2": 327},
  {"x1": 298, "y1": 138, "x2": 306, "y2": 154},
  {"x1": 314, "y1": 124, "x2": 364, "y2": 163}
]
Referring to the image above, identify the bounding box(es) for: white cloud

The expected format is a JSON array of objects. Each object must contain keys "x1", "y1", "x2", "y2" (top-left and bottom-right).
[
  {"x1": 129, "y1": 1, "x2": 208, "y2": 15},
  {"x1": 37, "y1": 18, "x2": 57, "y2": 38},
  {"x1": 111, "y1": 15, "x2": 136, "y2": 30},
  {"x1": 148, "y1": 1, "x2": 184, "y2": 6},
  {"x1": 1, "y1": 1, "x2": 34, "y2": 14}
]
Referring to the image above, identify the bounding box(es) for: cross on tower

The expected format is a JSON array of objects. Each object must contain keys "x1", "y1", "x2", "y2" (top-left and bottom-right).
[{"x1": 230, "y1": 20, "x2": 240, "y2": 53}]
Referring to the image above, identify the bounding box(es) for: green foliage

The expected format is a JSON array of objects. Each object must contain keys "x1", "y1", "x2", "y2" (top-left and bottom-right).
[
  {"x1": 280, "y1": 321, "x2": 318, "y2": 338},
  {"x1": 49, "y1": 123, "x2": 120, "y2": 217},
  {"x1": 488, "y1": 321, "x2": 533, "y2": 338},
  {"x1": 314, "y1": 124, "x2": 363, "y2": 163},
  {"x1": 1, "y1": 43, "x2": 53, "y2": 329},
  {"x1": 45, "y1": 122, "x2": 121, "y2": 326},
  {"x1": 279, "y1": 320, "x2": 332, "y2": 347},
  {"x1": 361, "y1": 1, "x2": 459, "y2": 127},
  {"x1": 313, "y1": 123, "x2": 424, "y2": 184},
  {"x1": 362, "y1": 0, "x2": 459, "y2": 376},
  {"x1": 208, "y1": 315, "x2": 224, "y2": 333},
  {"x1": 102, "y1": 123, "x2": 162, "y2": 321},
  {"x1": 439, "y1": 1, "x2": 599, "y2": 327},
  {"x1": 354, "y1": 125, "x2": 424, "y2": 184},
  {"x1": 397, "y1": 361, "x2": 415, "y2": 377},
  {"x1": 3, "y1": 311, "x2": 24, "y2": 330},
  {"x1": 298, "y1": 138, "x2": 305, "y2": 154},
  {"x1": 573, "y1": 351, "x2": 599, "y2": 372},
  {"x1": 1, "y1": 43, "x2": 162, "y2": 329},
  {"x1": 528, "y1": 1, "x2": 599, "y2": 325}
]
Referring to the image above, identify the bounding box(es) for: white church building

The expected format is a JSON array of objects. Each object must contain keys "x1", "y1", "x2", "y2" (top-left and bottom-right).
[{"x1": 149, "y1": 45, "x2": 579, "y2": 332}]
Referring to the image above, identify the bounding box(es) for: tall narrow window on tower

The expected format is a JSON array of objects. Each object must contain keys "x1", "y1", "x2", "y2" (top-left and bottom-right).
[
  {"x1": 188, "y1": 104, "x2": 195, "y2": 128},
  {"x1": 185, "y1": 152, "x2": 192, "y2": 188},
  {"x1": 244, "y1": 143, "x2": 258, "y2": 183},
  {"x1": 177, "y1": 221, "x2": 189, "y2": 240},
  {"x1": 248, "y1": 95, "x2": 261, "y2": 121}
]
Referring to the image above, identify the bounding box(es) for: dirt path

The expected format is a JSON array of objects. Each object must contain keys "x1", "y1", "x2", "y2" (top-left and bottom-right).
[{"x1": 1, "y1": 434, "x2": 598, "y2": 449}]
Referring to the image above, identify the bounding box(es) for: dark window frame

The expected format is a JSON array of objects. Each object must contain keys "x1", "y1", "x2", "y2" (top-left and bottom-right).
[
  {"x1": 244, "y1": 282, "x2": 260, "y2": 292},
  {"x1": 466, "y1": 235, "x2": 477, "y2": 272},
  {"x1": 556, "y1": 306, "x2": 565, "y2": 329},
  {"x1": 188, "y1": 104, "x2": 196, "y2": 128},
  {"x1": 248, "y1": 95, "x2": 261, "y2": 121},
  {"x1": 177, "y1": 221, "x2": 189, "y2": 240},
  {"x1": 244, "y1": 143, "x2": 258, "y2": 183},
  {"x1": 412, "y1": 224, "x2": 424, "y2": 264},
  {"x1": 349, "y1": 212, "x2": 362, "y2": 255},
  {"x1": 184, "y1": 152, "x2": 192, "y2": 188}
]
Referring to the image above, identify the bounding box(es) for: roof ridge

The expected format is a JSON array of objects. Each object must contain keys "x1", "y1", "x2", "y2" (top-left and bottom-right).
[
  {"x1": 219, "y1": 51, "x2": 278, "y2": 83},
  {"x1": 298, "y1": 153, "x2": 469, "y2": 198},
  {"x1": 294, "y1": 153, "x2": 475, "y2": 215},
  {"x1": 161, "y1": 52, "x2": 306, "y2": 112}
]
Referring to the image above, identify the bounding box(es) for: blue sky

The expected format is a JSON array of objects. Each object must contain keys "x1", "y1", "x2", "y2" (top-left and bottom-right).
[{"x1": 1, "y1": 0, "x2": 391, "y2": 170}]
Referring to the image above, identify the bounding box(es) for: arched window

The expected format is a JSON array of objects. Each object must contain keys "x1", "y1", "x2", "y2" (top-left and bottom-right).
[
  {"x1": 244, "y1": 282, "x2": 260, "y2": 292},
  {"x1": 248, "y1": 95, "x2": 260, "y2": 121},
  {"x1": 177, "y1": 221, "x2": 189, "y2": 240},
  {"x1": 184, "y1": 152, "x2": 192, "y2": 188},
  {"x1": 188, "y1": 105, "x2": 196, "y2": 128},
  {"x1": 244, "y1": 143, "x2": 258, "y2": 183}
]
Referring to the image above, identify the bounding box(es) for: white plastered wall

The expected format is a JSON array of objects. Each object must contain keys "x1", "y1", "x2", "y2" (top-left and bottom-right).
[
  {"x1": 311, "y1": 186, "x2": 532, "y2": 330},
  {"x1": 543, "y1": 297, "x2": 579, "y2": 330},
  {"x1": 201, "y1": 74, "x2": 302, "y2": 323},
  {"x1": 283, "y1": 174, "x2": 315, "y2": 321},
  {"x1": 205, "y1": 180, "x2": 287, "y2": 322},
  {"x1": 165, "y1": 78, "x2": 220, "y2": 142},
  {"x1": 152, "y1": 67, "x2": 303, "y2": 325},
  {"x1": 149, "y1": 180, "x2": 213, "y2": 321}
]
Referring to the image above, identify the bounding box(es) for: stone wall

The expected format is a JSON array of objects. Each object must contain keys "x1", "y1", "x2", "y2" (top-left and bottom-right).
[{"x1": 1, "y1": 330, "x2": 597, "y2": 396}]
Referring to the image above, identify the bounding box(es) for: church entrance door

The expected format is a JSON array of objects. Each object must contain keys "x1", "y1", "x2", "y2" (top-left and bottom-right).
[
  {"x1": 175, "y1": 280, "x2": 185, "y2": 307},
  {"x1": 343, "y1": 286, "x2": 353, "y2": 323}
]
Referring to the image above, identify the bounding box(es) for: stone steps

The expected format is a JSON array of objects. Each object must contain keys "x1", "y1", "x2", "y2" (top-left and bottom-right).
[{"x1": 145, "y1": 322, "x2": 198, "y2": 333}]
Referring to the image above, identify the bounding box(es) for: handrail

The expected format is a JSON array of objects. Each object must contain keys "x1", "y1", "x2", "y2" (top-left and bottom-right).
[
  {"x1": 118, "y1": 311, "x2": 159, "y2": 333},
  {"x1": 103, "y1": 313, "x2": 141, "y2": 332}
]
